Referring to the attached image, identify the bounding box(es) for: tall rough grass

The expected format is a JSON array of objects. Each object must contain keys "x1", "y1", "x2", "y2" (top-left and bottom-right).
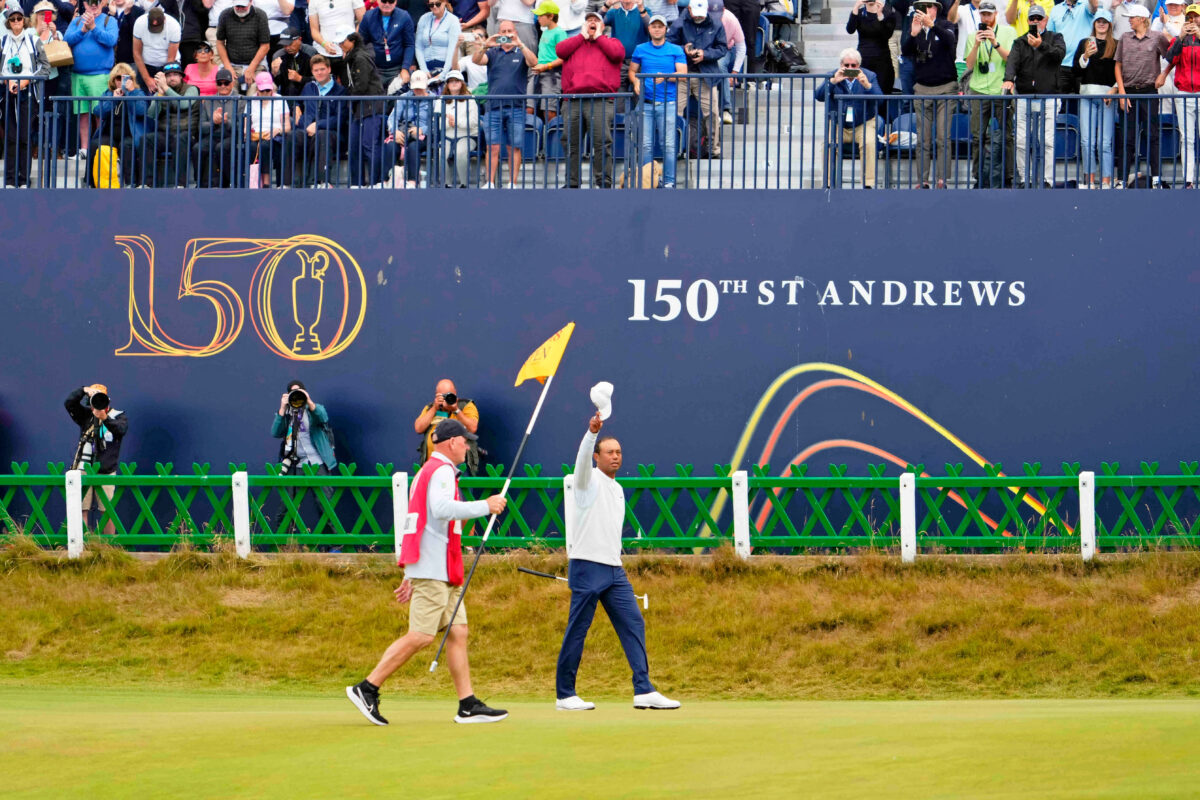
[{"x1": 3, "y1": 542, "x2": 1200, "y2": 700}]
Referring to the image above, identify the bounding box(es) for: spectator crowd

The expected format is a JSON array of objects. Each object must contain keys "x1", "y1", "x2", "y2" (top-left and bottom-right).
[
  {"x1": 819, "y1": 0, "x2": 1200, "y2": 187},
  {"x1": 0, "y1": 0, "x2": 758, "y2": 187}
]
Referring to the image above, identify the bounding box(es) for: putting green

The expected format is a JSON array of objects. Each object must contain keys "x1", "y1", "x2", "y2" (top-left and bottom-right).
[{"x1": 3, "y1": 689, "x2": 1199, "y2": 798}]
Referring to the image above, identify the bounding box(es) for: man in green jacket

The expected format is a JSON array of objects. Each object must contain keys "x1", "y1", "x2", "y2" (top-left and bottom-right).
[{"x1": 271, "y1": 379, "x2": 337, "y2": 532}]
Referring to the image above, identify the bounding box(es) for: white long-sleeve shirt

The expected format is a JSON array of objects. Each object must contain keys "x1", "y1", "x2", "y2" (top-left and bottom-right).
[
  {"x1": 566, "y1": 429, "x2": 624, "y2": 567},
  {"x1": 405, "y1": 452, "x2": 490, "y2": 582}
]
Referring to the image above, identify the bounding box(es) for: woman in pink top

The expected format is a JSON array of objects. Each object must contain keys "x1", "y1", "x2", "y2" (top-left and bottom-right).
[{"x1": 184, "y1": 41, "x2": 220, "y2": 95}]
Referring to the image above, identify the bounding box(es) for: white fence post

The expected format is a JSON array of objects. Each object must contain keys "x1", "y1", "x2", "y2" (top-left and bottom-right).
[
  {"x1": 1079, "y1": 471, "x2": 1096, "y2": 562},
  {"x1": 731, "y1": 470, "x2": 751, "y2": 559},
  {"x1": 899, "y1": 472, "x2": 916, "y2": 564},
  {"x1": 392, "y1": 472, "x2": 408, "y2": 563},
  {"x1": 65, "y1": 469, "x2": 83, "y2": 559},
  {"x1": 231, "y1": 471, "x2": 250, "y2": 559}
]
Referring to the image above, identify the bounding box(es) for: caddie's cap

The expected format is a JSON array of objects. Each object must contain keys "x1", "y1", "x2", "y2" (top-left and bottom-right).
[{"x1": 432, "y1": 419, "x2": 478, "y2": 443}]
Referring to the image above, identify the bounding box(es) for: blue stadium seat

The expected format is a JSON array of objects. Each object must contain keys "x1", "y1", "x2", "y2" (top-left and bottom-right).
[
  {"x1": 544, "y1": 117, "x2": 565, "y2": 160},
  {"x1": 1054, "y1": 113, "x2": 1079, "y2": 161},
  {"x1": 1160, "y1": 112, "x2": 1181, "y2": 161},
  {"x1": 948, "y1": 112, "x2": 972, "y2": 158},
  {"x1": 883, "y1": 112, "x2": 918, "y2": 157},
  {"x1": 755, "y1": 13, "x2": 768, "y2": 59}
]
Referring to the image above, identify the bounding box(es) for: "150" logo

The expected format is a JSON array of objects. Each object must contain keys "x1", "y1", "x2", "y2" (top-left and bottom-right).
[{"x1": 115, "y1": 235, "x2": 368, "y2": 361}]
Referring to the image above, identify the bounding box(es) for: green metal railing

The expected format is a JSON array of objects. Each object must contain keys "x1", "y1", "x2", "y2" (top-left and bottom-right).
[{"x1": 2, "y1": 460, "x2": 1199, "y2": 553}]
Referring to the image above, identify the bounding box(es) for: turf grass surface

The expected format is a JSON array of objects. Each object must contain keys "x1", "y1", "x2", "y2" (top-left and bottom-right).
[{"x1": 3, "y1": 688, "x2": 1200, "y2": 799}]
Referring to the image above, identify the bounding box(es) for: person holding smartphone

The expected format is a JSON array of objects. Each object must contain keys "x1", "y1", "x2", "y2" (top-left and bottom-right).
[
  {"x1": 847, "y1": 0, "x2": 896, "y2": 95},
  {"x1": 1074, "y1": 8, "x2": 1117, "y2": 188},
  {"x1": 1003, "y1": 4, "x2": 1064, "y2": 187},
  {"x1": 901, "y1": 0, "x2": 957, "y2": 188},
  {"x1": 1164, "y1": 5, "x2": 1200, "y2": 187},
  {"x1": 964, "y1": 0, "x2": 1015, "y2": 187},
  {"x1": 816, "y1": 47, "x2": 883, "y2": 188}
]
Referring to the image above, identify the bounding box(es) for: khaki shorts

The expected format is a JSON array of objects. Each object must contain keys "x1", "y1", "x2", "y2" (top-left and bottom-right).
[
  {"x1": 408, "y1": 578, "x2": 467, "y2": 636},
  {"x1": 81, "y1": 484, "x2": 115, "y2": 511}
]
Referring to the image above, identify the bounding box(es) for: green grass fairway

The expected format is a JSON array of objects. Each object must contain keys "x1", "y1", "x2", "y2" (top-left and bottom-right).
[{"x1": 3, "y1": 690, "x2": 1200, "y2": 799}]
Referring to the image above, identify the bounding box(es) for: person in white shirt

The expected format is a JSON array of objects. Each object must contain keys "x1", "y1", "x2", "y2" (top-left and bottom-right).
[
  {"x1": 555, "y1": 410, "x2": 680, "y2": 712},
  {"x1": 310, "y1": 0, "x2": 363, "y2": 57},
  {"x1": 346, "y1": 419, "x2": 510, "y2": 726},
  {"x1": 133, "y1": 7, "x2": 181, "y2": 87}
]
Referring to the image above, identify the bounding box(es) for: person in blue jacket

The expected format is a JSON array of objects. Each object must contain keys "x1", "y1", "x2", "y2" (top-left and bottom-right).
[
  {"x1": 64, "y1": 0, "x2": 119, "y2": 159},
  {"x1": 667, "y1": 0, "x2": 726, "y2": 156},
  {"x1": 289, "y1": 53, "x2": 348, "y2": 186},
  {"x1": 359, "y1": 0, "x2": 414, "y2": 88},
  {"x1": 815, "y1": 48, "x2": 884, "y2": 188},
  {"x1": 89, "y1": 62, "x2": 147, "y2": 185}
]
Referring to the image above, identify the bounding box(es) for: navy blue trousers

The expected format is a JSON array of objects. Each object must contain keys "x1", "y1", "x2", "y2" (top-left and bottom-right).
[{"x1": 555, "y1": 559, "x2": 654, "y2": 699}]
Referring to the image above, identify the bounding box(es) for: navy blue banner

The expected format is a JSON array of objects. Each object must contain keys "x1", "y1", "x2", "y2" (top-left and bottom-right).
[{"x1": 2, "y1": 190, "x2": 1197, "y2": 477}]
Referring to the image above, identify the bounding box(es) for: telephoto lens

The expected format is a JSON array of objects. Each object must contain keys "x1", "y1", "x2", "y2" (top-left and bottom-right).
[
  {"x1": 288, "y1": 389, "x2": 307, "y2": 409},
  {"x1": 91, "y1": 392, "x2": 110, "y2": 411},
  {"x1": 443, "y1": 392, "x2": 457, "y2": 406}
]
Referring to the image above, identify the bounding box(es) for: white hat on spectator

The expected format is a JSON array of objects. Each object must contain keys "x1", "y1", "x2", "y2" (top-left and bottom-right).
[
  {"x1": 410, "y1": 70, "x2": 429, "y2": 89},
  {"x1": 442, "y1": 69, "x2": 465, "y2": 82},
  {"x1": 1125, "y1": 3, "x2": 1149, "y2": 15},
  {"x1": 689, "y1": 0, "x2": 708, "y2": 16},
  {"x1": 648, "y1": 12, "x2": 668, "y2": 23},
  {"x1": 332, "y1": 25, "x2": 356, "y2": 42}
]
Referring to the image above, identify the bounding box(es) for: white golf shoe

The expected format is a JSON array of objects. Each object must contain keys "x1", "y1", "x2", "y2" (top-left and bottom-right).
[
  {"x1": 633, "y1": 691, "x2": 680, "y2": 710},
  {"x1": 556, "y1": 695, "x2": 596, "y2": 711}
]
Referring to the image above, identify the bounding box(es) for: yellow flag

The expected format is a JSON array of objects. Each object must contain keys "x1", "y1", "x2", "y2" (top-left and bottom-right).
[{"x1": 514, "y1": 322, "x2": 575, "y2": 387}]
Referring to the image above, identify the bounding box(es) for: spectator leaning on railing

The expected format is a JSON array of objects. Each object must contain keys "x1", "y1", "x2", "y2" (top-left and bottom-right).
[
  {"x1": 1164, "y1": 3, "x2": 1200, "y2": 188},
  {"x1": 1074, "y1": 7, "x2": 1117, "y2": 188},
  {"x1": 1, "y1": 4, "x2": 49, "y2": 188},
  {"x1": 289, "y1": 53, "x2": 347, "y2": 186},
  {"x1": 1003, "y1": 5, "x2": 1063, "y2": 187},
  {"x1": 1114, "y1": 3, "x2": 1169, "y2": 186},
  {"x1": 360, "y1": 0, "x2": 415, "y2": 88},
  {"x1": 901, "y1": 0, "x2": 956, "y2": 188},
  {"x1": 65, "y1": 0, "x2": 119, "y2": 161},
  {"x1": 964, "y1": 0, "x2": 1014, "y2": 188},
  {"x1": 557, "y1": 9, "x2": 624, "y2": 188},
  {"x1": 816, "y1": 48, "x2": 883, "y2": 189},
  {"x1": 668, "y1": 0, "x2": 726, "y2": 158}
]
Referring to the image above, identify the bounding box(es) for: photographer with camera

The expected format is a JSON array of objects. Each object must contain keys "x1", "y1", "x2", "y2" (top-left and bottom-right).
[
  {"x1": 1164, "y1": 4, "x2": 1200, "y2": 187},
  {"x1": 901, "y1": 0, "x2": 957, "y2": 188},
  {"x1": 1, "y1": 5, "x2": 50, "y2": 188},
  {"x1": 847, "y1": 0, "x2": 896, "y2": 96},
  {"x1": 473, "y1": 20, "x2": 536, "y2": 188},
  {"x1": 415, "y1": 379, "x2": 481, "y2": 475},
  {"x1": 271, "y1": 380, "x2": 337, "y2": 531},
  {"x1": 1003, "y1": 4, "x2": 1064, "y2": 187},
  {"x1": 965, "y1": 0, "x2": 1015, "y2": 187},
  {"x1": 816, "y1": 48, "x2": 883, "y2": 188},
  {"x1": 65, "y1": 384, "x2": 128, "y2": 537}
]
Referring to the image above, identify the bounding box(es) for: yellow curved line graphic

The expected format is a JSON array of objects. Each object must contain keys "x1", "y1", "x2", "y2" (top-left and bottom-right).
[{"x1": 710, "y1": 363, "x2": 1051, "y2": 531}]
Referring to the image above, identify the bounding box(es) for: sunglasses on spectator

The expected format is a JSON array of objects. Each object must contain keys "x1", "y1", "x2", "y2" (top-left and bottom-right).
[
  {"x1": 216, "y1": 79, "x2": 233, "y2": 85},
  {"x1": 428, "y1": 2, "x2": 442, "y2": 7},
  {"x1": 841, "y1": 61, "x2": 860, "y2": 67},
  {"x1": 379, "y1": 0, "x2": 396, "y2": 4}
]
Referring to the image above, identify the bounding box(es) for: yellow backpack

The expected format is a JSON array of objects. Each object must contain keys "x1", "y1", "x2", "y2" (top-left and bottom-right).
[{"x1": 92, "y1": 145, "x2": 121, "y2": 189}]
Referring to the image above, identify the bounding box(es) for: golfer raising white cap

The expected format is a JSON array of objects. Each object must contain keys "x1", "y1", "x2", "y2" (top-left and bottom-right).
[{"x1": 555, "y1": 394, "x2": 679, "y2": 711}]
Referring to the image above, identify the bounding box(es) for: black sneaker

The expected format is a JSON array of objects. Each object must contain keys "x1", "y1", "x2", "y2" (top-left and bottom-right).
[
  {"x1": 454, "y1": 697, "x2": 508, "y2": 724},
  {"x1": 346, "y1": 682, "x2": 388, "y2": 726}
]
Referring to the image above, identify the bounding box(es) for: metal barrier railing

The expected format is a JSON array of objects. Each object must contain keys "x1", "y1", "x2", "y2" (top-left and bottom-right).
[
  {"x1": 7, "y1": 74, "x2": 1200, "y2": 189},
  {"x1": 3, "y1": 460, "x2": 1199, "y2": 554}
]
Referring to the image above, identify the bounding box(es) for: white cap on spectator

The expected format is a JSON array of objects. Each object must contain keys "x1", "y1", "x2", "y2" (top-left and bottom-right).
[
  {"x1": 648, "y1": 12, "x2": 668, "y2": 23},
  {"x1": 1125, "y1": 3, "x2": 1149, "y2": 16},
  {"x1": 332, "y1": 25, "x2": 356, "y2": 42},
  {"x1": 690, "y1": 0, "x2": 708, "y2": 16},
  {"x1": 410, "y1": 70, "x2": 429, "y2": 89}
]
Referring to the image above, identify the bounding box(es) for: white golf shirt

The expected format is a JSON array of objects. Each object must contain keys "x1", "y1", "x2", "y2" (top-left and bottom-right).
[{"x1": 566, "y1": 430, "x2": 624, "y2": 567}]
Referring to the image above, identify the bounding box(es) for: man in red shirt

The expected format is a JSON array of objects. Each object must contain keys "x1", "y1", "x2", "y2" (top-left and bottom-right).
[{"x1": 556, "y1": 10, "x2": 626, "y2": 187}]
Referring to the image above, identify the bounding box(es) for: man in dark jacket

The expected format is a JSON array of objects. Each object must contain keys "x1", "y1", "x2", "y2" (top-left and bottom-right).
[
  {"x1": 190, "y1": 67, "x2": 243, "y2": 186},
  {"x1": 65, "y1": 384, "x2": 128, "y2": 536},
  {"x1": 359, "y1": 0, "x2": 414, "y2": 88},
  {"x1": 289, "y1": 54, "x2": 348, "y2": 186},
  {"x1": 900, "y1": 0, "x2": 956, "y2": 187},
  {"x1": 557, "y1": 10, "x2": 625, "y2": 187},
  {"x1": 667, "y1": 0, "x2": 727, "y2": 156},
  {"x1": 270, "y1": 28, "x2": 316, "y2": 97},
  {"x1": 1003, "y1": 3, "x2": 1064, "y2": 186},
  {"x1": 339, "y1": 28, "x2": 388, "y2": 186}
]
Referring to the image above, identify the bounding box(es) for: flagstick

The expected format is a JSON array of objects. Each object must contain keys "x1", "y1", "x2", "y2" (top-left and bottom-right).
[{"x1": 430, "y1": 375, "x2": 555, "y2": 672}]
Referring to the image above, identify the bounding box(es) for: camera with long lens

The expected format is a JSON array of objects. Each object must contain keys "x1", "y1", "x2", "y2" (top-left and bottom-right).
[
  {"x1": 91, "y1": 392, "x2": 110, "y2": 410},
  {"x1": 288, "y1": 389, "x2": 307, "y2": 409},
  {"x1": 442, "y1": 392, "x2": 457, "y2": 407}
]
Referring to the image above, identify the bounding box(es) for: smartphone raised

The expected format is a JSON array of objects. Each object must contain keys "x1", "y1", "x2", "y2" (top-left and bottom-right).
[{"x1": 842, "y1": 68, "x2": 861, "y2": 78}]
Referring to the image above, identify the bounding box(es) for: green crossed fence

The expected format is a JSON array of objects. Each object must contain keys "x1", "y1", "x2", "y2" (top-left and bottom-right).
[{"x1": 2, "y1": 460, "x2": 1199, "y2": 553}]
